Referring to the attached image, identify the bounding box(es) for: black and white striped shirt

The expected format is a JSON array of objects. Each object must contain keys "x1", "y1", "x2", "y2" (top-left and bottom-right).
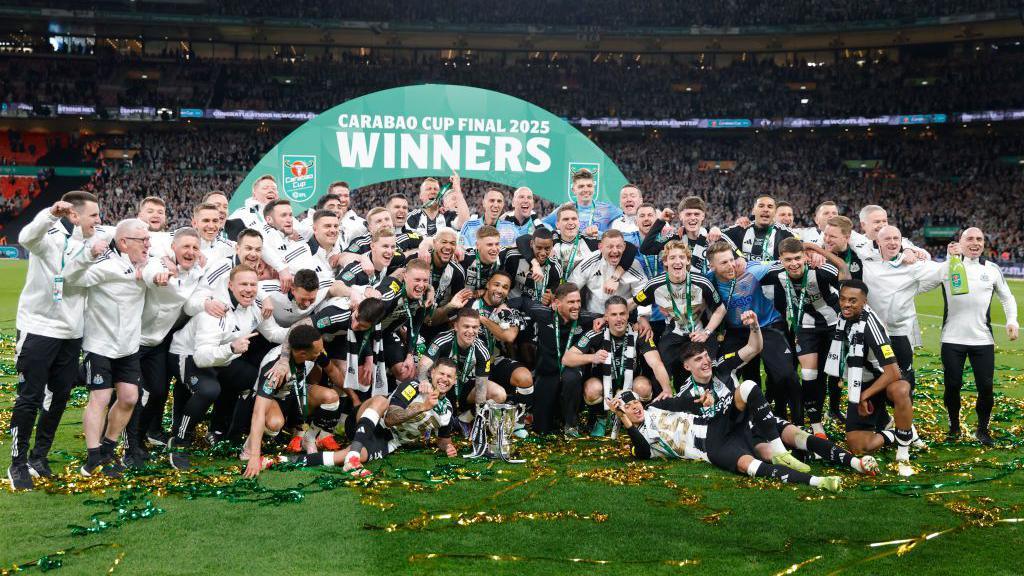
[{"x1": 762, "y1": 263, "x2": 841, "y2": 331}]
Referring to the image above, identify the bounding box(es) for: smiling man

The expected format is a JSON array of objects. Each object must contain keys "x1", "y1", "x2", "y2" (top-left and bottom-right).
[
  {"x1": 191, "y1": 202, "x2": 236, "y2": 261},
  {"x1": 459, "y1": 188, "x2": 519, "y2": 247},
  {"x1": 722, "y1": 195, "x2": 795, "y2": 262}
]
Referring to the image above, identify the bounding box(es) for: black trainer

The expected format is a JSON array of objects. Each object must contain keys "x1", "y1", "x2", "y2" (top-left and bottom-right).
[
  {"x1": 123, "y1": 449, "x2": 149, "y2": 470},
  {"x1": 146, "y1": 430, "x2": 170, "y2": 447},
  {"x1": 168, "y1": 451, "x2": 191, "y2": 471},
  {"x1": 975, "y1": 429, "x2": 995, "y2": 447},
  {"x1": 7, "y1": 464, "x2": 34, "y2": 490},
  {"x1": 27, "y1": 457, "x2": 53, "y2": 479},
  {"x1": 945, "y1": 427, "x2": 961, "y2": 441}
]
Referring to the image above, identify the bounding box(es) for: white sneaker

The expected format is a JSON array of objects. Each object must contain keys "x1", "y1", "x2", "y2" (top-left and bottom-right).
[{"x1": 897, "y1": 460, "x2": 915, "y2": 477}]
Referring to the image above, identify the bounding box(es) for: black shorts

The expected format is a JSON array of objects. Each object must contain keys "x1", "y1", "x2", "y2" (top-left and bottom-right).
[
  {"x1": 382, "y1": 330, "x2": 409, "y2": 365},
  {"x1": 795, "y1": 329, "x2": 831, "y2": 357},
  {"x1": 706, "y1": 423, "x2": 757, "y2": 473},
  {"x1": 83, "y1": 351, "x2": 142, "y2": 390},
  {"x1": 845, "y1": 397, "x2": 887, "y2": 432},
  {"x1": 363, "y1": 422, "x2": 396, "y2": 461},
  {"x1": 324, "y1": 337, "x2": 347, "y2": 360},
  {"x1": 490, "y1": 357, "x2": 524, "y2": 390}
]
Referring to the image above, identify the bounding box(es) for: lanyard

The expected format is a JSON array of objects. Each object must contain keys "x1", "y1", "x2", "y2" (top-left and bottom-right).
[
  {"x1": 554, "y1": 316, "x2": 578, "y2": 374},
  {"x1": 640, "y1": 253, "x2": 659, "y2": 278},
  {"x1": 783, "y1": 266, "x2": 809, "y2": 333},
  {"x1": 562, "y1": 234, "x2": 582, "y2": 282},
  {"x1": 667, "y1": 273, "x2": 695, "y2": 332},
  {"x1": 473, "y1": 251, "x2": 497, "y2": 289},
  {"x1": 399, "y1": 287, "x2": 423, "y2": 359},
  {"x1": 533, "y1": 261, "x2": 550, "y2": 301},
  {"x1": 449, "y1": 341, "x2": 476, "y2": 399},
  {"x1": 759, "y1": 227, "x2": 776, "y2": 261},
  {"x1": 473, "y1": 299, "x2": 497, "y2": 354},
  {"x1": 59, "y1": 233, "x2": 70, "y2": 273},
  {"x1": 356, "y1": 329, "x2": 374, "y2": 356}
]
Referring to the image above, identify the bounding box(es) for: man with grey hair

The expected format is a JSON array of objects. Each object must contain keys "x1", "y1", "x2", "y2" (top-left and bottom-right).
[
  {"x1": 124, "y1": 227, "x2": 209, "y2": 466},
  {"x1": 68, "y1": 218, "x2": 150, "y2": 477},
  {"x1": 852, "y1": 205, "x2": 929, "y2": 261},
  {"x1": 941, "y1": 227, "x2": 1019, "y2": 445},
  {"x1": 856, "y1": 225, "x2": 943, "y2": 415}
]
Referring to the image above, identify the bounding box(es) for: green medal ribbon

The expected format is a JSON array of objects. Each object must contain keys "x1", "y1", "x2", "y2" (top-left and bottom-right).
[
  {"x1": 667, "y1": 273, "x2": 695, "y2": 333},
  {"x1": 449, "y1": 341, "x2": 476, "y2": 401},
  {"x1": 561, "y1": 235, "x2": 582, "y2": 282},
  {"x1": 554, "y1": 316, "x2": 578, "y2": 375},
  {"x1": 783, "y1": 266, "x2": 809, "y2": 333}
]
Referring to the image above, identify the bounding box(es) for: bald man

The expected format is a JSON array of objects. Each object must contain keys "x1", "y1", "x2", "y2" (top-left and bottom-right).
[
  {"x1": 941, "y1": 228, "x2": 1019, "y2": 445},
  {"x1": 856, "y1": 225, "x2": 943, "y2": 401}
]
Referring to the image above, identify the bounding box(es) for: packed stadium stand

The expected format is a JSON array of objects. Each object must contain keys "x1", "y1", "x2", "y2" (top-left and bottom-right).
[{"x1": 0, "y1": 0, "x2": 1021, "y2": 258}]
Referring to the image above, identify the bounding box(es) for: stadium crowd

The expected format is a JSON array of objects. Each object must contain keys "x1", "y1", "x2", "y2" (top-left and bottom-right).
[
  {"x1": 60, "y1": 128, "x2": 1024, "y2": 260},
  {"x1": 21, "y1": 0, "x2": 1019, "y2": 28},
  {"x1": 4, "y1": 47, "x2": 1024, "y2": 118}
]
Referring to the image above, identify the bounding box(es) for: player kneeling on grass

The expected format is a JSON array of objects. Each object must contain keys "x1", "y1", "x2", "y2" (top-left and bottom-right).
[
  {"x1": 824, "y1": 280, "x2": 917, "y2": 476},
  {"x1": 241, "y1": 326, "x2": 341, "y2": 472},
  {"x1": 244, "y1": 358, "x2": 460, "y2": 478}
]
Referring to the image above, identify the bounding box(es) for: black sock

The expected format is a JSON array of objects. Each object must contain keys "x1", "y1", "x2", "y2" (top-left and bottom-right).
[
  {"x1": 86, "y1": 447, "x2": 104, "y2": 467},
  {"x1": 806, "y1": 435, "x2": 854, "y2": 467},
  {"x1": 348, "y1": 413, "x2": 380, "y2": 455},
  {"x1": 311, "y1": 404, "x2": 341, "y2": 432},
  {"x1": 753, "y1": 461, "x2": 813, "y2": 486},
  {"x1": 100, "y1": 437, "x2": 118, "y2": 459}
]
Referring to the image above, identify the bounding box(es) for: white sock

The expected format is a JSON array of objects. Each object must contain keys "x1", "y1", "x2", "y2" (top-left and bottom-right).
[
  {"x1": 896, "y1": 445, "x2": 910, "y2": 462},
  {"x1": 809, "y1": 476, "x2": 822, "y2": 487},
  {"x1": 811, "y1": 422, "x2": 825, "y2": 435},
  {"x1": 851, "y1": 457, "x2": 864, "y2": 473},
  {"x1": 769, "y1": 438, "x2": 787, "y2": 456},
  {"x1": 322, "y1": 451, "x2": 336, "y2": 467},
  {"x1": 362, "y1": 408, "x2": 381, "y2": 426},
  {"x1": 792, "y1": 428, "x2": 810, "y2": 451},
  {"x1": 745, "y1": 460, "x2": 761, "y2": 477}
]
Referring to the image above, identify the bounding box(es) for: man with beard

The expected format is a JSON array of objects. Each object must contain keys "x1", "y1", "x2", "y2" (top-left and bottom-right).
[
  {"x1": 293, "y1": 209, "x2": 344, "y2": 279},
  {"x1": 345, "y1": 207, "x2": 423, "y2": 260},
  {"x1": 386, "y1": 195, "x2": 411, "y2": 231},
  {"x1": 503, "y1": 227, "x2": 561, "y2": 303},
  {"x1": 511, "y1": 283, "x2": 601, "y2": 437},
  {"x1": 296, "y1": 193, "x2": 342, "y2": 237},
  {"x1": 761, "y1": 237, "x2": 842, "y2": 435},
  {"x1": 459, "y1": 188, "x2": 519, "y2": 247},
  {"x1": 191, "y1": 203, "x2": 236, "y2": 262},
  {"x1": 704, "y1": 241, "x2": 802, "y2": 424},
  {"x1": 464, "y1": 272, "x2": 533, "y2": 411},
  {"x1": 167, "y1": 265, "x2": 289, "y2": 470},
  {"x1": 773, "y1": 201, "x2": 796, "y2": 229},
  {"x1": 609, "y1": 184, "x2": 645, "y2": 246},
  {"x1": 722, "y1": 195, "x2": 795, "y2": 262},
  {"x1": 325, "y1": 181, "x2": 367, "y2": 250},
  {"x1": 641, "y1": 196, "x2": 717, "y2": 274},
  {"x1": 374, "y1": 259, "x2": 434, "y2": 383},
  {"x1": 501, "y1": 187, "x2": 544, "y2": 238},
  {"x1": 260, "y1": 199, "x2": 308, "y2": 291},
  {"x1": 139, "y1": 196, "x2": 172, "y2": 257},
  {"x1": 824, "y1": 280, "x2": 916, "y2": 476},
  {"x1": 9, "y1": 192, "x2": 102, "y2": 489},
  {"x1": 125, "y1": 228, "x2": 207, "y2": 467},
  {"x1": 565, "y1": 296, "x2": 674, "y2": 436},
  {"x1": 541, "y1": 169, "x2": 622, "y2": 236},
  {"x1": 247, "y1": 359, "x2": 461, "y2": 477},
  {"x1": 821, "y1": 216, "x2": 861, "y2": 281},
  {"x1": 405, "y1": 173, "x2": 470, "y2": 236},
  {"x1": 198, "y1": 228, "x2": 268, "y2": 303},
  {"x1": 420, "y1": 308, "x2": 505, "y2": 429},
  {"x1": 569, "y1": 229, "x2": 647, "y2": 318},
  {"x1": 794, "y1": 201, "x2": 839, "y2": 246},
  {"x1": 420, "y1": 228, "x2": 467, "y2": 318},
  {"x1": 226, "y1": 174, "x2": 278, "y2": 240}
]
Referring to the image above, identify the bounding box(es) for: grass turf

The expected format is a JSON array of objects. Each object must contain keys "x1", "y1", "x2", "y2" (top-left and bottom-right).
[{"x1": 1, "y1": 257, "x2": 1023, "y2": 575}]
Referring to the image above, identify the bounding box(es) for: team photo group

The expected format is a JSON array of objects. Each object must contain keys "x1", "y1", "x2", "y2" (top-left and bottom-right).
[{"x1": 8, "y1": 167, "x2": 1018, "y2": 494}]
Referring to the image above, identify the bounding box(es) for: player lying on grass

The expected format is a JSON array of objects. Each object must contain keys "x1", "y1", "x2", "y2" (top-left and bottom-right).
[
  {"x1": 610, "y1": 310, "x2": 877, "y2": 491},
  {"x1": 244, "y1": 358, "x2": 459, "y2": 477}
]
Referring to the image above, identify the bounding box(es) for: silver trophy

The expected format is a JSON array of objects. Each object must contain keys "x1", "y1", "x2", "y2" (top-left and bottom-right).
[{"x1": 465, "y1": 401, "x2": 526, "y2": 463}]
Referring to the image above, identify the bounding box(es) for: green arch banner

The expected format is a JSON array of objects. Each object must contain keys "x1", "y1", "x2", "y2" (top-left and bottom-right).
[{"x1": 230, "y1": 84, "x2": 627, "y2": 212}]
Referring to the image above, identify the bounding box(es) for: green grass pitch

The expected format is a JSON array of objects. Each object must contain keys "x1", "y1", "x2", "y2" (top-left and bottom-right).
[{"x1": 1, "y1": 258, "x2": 1023, "y2": 575}]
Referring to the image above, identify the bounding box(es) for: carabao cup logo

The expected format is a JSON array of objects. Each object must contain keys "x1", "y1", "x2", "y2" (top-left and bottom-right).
[{"x1": 282, "y1": 155, "x2": 317, "y2": 202}]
